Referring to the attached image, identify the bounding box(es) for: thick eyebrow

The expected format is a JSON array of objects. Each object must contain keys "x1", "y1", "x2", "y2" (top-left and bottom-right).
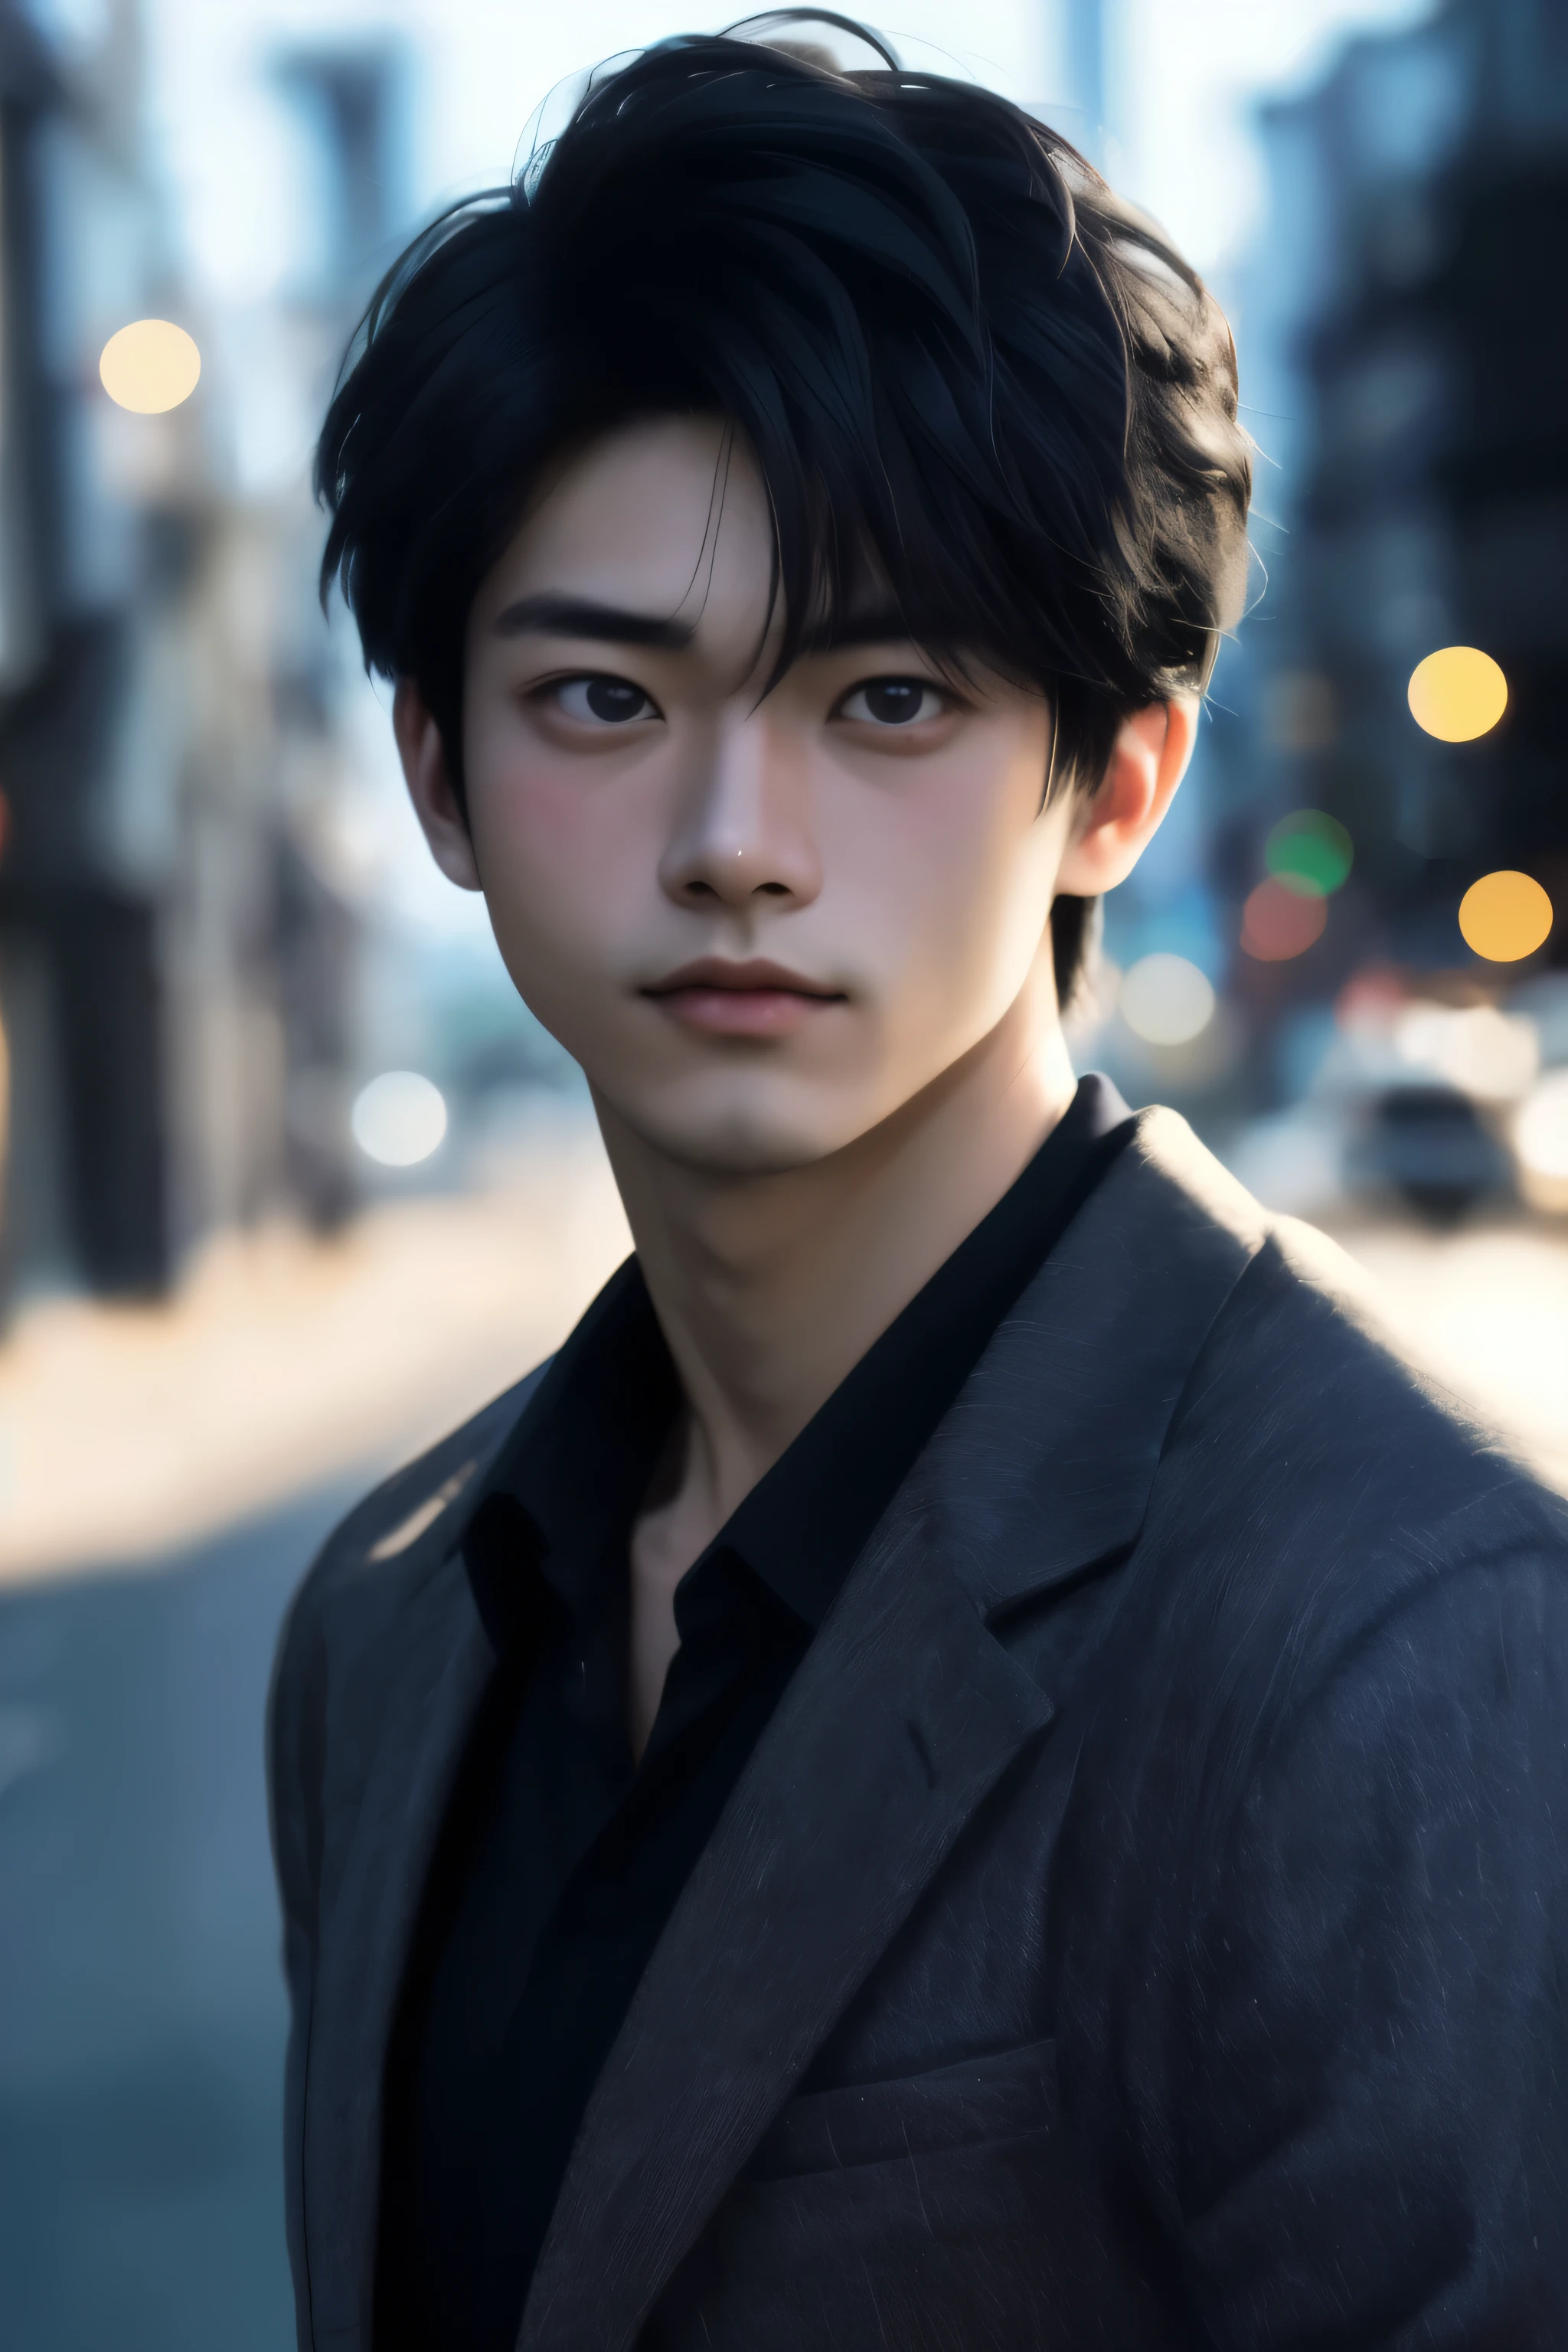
[
  {"x1": 490, "y1": 593, "x2": 695, "y2": 650},
  {"x1": 801, "y1": 606, "x2": 932, "y2": 654}
]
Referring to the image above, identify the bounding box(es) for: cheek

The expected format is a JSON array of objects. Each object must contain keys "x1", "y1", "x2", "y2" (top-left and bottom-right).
[
  {"x1": 464, "y1": 743, "x2": 647, "y2": 966},
  {"x1": 832, "y1": 745, "x2": 1055, "y2": 993}
]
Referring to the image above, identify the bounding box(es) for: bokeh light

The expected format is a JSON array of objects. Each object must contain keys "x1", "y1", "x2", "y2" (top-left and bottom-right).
[
  {"x1": 1514, "y1": 1070, "x2": 1568, "y2": 1213},
  {"x1": 1241, "y1": 878, "x2": 1328, "y2": 960},
  {"x1": 351, "y1": 1071, "x2": 448, "y2": 1167},
  {"x1": 1406, "y1": 645, "x2": 1508, "y2": 742},
  {"x1": 1119, "y1": 952, "x2": 1215, "y2": 1046},
  {"x1": 1393, "y1": 1002, "x2": 1540, "y2": 1103},
  {"x1": 1515, "y1": 1072, "x2": 1568, "y2": 1181},
  {"x1": 1265, "y1": 808, "x2": 1352, "y2": 898},
  {"x1": 1458, "y1": 870, "x2": 1553, "y2": 962},
  {"x1": 98, "y1": 318, "x2": 201, "y2": 413}
]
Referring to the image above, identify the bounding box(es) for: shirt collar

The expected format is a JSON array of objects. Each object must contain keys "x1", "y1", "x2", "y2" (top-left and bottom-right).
[{"x1": 473, "y1": 1073, "x2": 1134, "y2": 1638}]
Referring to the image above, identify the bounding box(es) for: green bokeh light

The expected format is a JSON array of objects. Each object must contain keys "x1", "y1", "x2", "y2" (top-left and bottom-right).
[{"x1": 1265, "y1": 809, "x2": 1353, "y2": 899}]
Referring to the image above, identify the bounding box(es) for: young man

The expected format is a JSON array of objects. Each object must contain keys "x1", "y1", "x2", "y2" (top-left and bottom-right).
[{"x1": 269, "y1": 23, "x2": 1568, "y2": 2350}]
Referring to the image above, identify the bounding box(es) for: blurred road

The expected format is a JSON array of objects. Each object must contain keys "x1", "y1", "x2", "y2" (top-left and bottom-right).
[
  {"x1": 0, "y1": 1487, "x2": 351, "y2": 2352},
  {"x1": 0, "y1": 1110, "x2": 632, "y2": 1584}
]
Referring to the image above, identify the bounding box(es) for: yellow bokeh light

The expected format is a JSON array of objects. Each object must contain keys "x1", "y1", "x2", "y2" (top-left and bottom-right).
[
  {"x1": 1406, "y1": 645, "x2": 1508, "y2": 742},
  {"x1": 1458, "y1": 870, "x2": 1553, "y2": 962},
  {"x1": 98, "y1": 318, "x2": 201, "y2": 414}
]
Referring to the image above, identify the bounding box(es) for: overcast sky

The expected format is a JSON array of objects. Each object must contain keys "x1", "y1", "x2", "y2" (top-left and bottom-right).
[{"x1": 80, "y1": 0, "x2": 1434, "y2": 305}]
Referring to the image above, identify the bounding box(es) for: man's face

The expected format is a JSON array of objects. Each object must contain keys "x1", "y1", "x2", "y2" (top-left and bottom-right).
[{"x1": 457, "y1": 416, "x2": 1073, "y2": 1175}]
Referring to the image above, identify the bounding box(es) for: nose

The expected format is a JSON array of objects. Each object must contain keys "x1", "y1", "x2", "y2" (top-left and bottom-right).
[{"x1": 658, "y1": 710, "x2": 823, "y2": 914}]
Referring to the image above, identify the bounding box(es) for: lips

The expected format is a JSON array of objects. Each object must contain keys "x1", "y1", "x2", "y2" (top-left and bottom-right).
[{"x1": 642, "y1": 957, "x2": 846, "y2": 1039}]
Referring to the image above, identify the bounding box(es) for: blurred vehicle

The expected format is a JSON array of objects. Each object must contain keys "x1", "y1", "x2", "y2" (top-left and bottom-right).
[
  {"x1": 1227, "y1": 966, "x2": 1568, "y2": 1224},
  {"x1": 1348, "y1": 1080, "x2": 1511, "y2": 1221}
]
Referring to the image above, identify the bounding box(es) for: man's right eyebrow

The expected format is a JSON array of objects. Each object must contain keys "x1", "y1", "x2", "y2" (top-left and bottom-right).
[{"x1": 490, "y1": 593, "x2": 694, "y2": 650}]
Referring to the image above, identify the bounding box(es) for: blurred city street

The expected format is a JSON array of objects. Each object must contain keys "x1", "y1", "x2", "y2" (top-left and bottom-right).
[
  {"x1": 0, "y1": 1111, "x2": 630, "y2": 1582},
  {"x1": 0, "y1": 0, "x2": 1566, "y2": 2339}
]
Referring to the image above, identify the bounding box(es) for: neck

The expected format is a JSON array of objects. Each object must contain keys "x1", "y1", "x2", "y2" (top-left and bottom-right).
[{"x1": 595, "y1": 954, "x2": 1076, "y2": 1545}]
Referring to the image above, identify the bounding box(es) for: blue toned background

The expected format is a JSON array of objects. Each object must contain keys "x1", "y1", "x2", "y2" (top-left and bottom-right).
[{"x1": 1, "y1": 2, "x2": 1565, "y2": 2344}]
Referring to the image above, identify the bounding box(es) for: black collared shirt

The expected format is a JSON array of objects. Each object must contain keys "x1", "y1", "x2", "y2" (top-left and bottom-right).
[{"x1": 377, "y1": 1074, "x2": 1134, "y2": 2352}]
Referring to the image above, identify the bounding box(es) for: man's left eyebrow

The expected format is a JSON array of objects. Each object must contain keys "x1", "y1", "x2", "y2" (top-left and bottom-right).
[
  {"x1": 804, "y1": 608, "x2": 926, "y2": 652},
  {"x1": 491, "y1": 593, "x2": 694, "y2": 650}
]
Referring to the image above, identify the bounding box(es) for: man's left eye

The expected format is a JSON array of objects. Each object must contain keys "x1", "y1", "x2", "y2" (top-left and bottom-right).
[
  {"x1": 838, "y1": 678, "x2": 945, "y2": 727},
  {"x1": 554, "y1": 676, "x2": 658, "y2": 724}
]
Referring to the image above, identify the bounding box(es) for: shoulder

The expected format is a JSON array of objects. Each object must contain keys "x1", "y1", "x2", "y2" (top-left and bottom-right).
[
  {"x1": 1171, "y1": 1204, "x2": 1566, "y2": 1588},
  {"x1": 1102, "y1": 1103, "x2": 1565, "y2": 1579},
  {"x1": 1098, "y1": 1185, "x2": 1568, "y2": 1877},
  {"x1": 1083, "y1": 1105, "x2": 1567, "y2": 1621},
  {"x1": 1092, "y1": 1116, "x2": 1568, "y2": 1794},
  {"x1": 266, "y1": 1359, "x2": 549, "y2": 1797},
  {"x1": 1054, "y1": 1164, "x2": 1568, "y2": 2314}
]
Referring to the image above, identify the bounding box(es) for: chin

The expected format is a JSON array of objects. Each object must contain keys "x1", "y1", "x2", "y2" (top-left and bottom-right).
[{"x1": 607, "y1": 1076, "x2": 873, "y2": 1179}]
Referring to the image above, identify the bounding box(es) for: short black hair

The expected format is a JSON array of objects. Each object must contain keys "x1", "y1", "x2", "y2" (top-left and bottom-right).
[{"x1": 318, "y1": 18, "x2": 1250, "y2": 1006}]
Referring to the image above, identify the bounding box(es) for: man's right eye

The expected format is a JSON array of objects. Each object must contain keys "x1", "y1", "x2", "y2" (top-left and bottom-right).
[{"x1": 551, "y1": 676, "x2": 660, "y2": 725}]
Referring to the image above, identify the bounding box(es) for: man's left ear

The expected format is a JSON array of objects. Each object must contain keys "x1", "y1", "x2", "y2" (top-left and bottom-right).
[{"x1": 1053, "y1": 697, "x2": 1199, "y2": 897}]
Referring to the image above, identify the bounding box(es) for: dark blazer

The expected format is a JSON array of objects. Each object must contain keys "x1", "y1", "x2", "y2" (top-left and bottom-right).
[{"x1": 269, "y1": 1109, "x2": 1568, "y2": 2350}]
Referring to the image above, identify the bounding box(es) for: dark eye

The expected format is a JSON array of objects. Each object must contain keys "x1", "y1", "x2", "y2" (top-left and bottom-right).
[
  {"x1": 838, "y1": 678, "x2": 944, "y2": 727},
  {"x1": 554, "y1": 675, "x2": 659, "y2": 724}
]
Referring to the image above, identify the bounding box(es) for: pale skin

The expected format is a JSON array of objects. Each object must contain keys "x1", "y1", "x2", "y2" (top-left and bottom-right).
[{"x1": 397, "y1": 416, "x2": 1196, "y2": 1758}]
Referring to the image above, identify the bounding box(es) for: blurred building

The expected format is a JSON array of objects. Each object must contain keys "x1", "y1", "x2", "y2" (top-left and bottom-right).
[
  {"x1": 0, "y1": 2, "x2": 407, "y2": 1308},
  {"x1": 1191, "y1": 0, "x2": 1568, "y2": 1222},
  {"x1": 1242, "y1": 0, "x2": 1568, "y2": 1012}
]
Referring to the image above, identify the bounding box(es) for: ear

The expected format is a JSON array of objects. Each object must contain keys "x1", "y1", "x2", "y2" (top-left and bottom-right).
[
  {"x1": 1053, "y1": 696, "x2": 1198, "y2": 897},
  {"x1": 393, "y1": 678, "x2": 483, "y2": 892}
]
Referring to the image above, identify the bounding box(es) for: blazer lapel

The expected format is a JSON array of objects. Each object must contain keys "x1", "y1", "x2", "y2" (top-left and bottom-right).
[
  {"x1": 913, "y1": 1105, "x2": 1268, "y2": 1615},
  {"x1": 518, "y1": 1484, "x2": 1055, "y2": 2352},
  {"x1": 296, "y1": 1364, "x2": 559, "y2": 2346},
  {"x1": 302, "y1": 1539, "x2": 495, "y2": 2347}
]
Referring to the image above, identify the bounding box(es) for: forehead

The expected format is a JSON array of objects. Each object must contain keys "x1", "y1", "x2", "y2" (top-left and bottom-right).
[
  {"x1": 476, "y1": 416, "x2": 774, "y2": 632},
  {"x1": 472, "y1": 413, "x2": 927, "y2": 675}
]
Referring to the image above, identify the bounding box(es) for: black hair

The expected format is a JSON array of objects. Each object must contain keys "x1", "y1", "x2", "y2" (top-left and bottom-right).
[{"x1": 317, "y1": 17, "x2": 1251, "y2": 1006}]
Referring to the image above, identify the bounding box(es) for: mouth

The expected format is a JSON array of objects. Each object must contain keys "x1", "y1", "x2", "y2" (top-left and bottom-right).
[{"x1": 641, "y1": 957, "x2": 848, "y2": 1040}]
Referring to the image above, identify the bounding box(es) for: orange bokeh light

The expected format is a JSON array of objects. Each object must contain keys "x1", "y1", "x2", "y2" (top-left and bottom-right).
[
  {"x1": 1241, "y1": 877, "x2": 1328, "y2": 962},
  {"x1": 1457, "y1": 870, "x2": 1553, "y2": 962},
  {"x1": 1407, "y1": 645, "x2": 1508, "y2": 743}
]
